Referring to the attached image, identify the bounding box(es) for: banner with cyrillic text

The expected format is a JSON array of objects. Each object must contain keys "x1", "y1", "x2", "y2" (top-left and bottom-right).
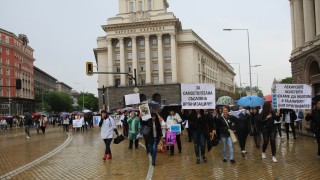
[
  {"x1": 181, "y1": 83, "x2": 215, "y2": 109},
  {"x1": 276, "y1": 84, "x2": 312, "y2": 109}
]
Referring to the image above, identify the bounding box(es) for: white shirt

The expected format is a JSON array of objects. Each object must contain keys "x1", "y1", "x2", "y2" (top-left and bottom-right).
[
  {"x1": 166, "y1": 113, "x2": 182, "y2": 134},
  {"x1": 100, "y1": 117, "x2": 116, "y2": 139},
  {"x1": 284, "y1": 113, "x2": 291, "y2": 124}
]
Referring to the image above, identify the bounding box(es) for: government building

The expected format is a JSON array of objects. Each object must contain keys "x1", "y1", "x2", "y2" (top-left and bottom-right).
[
  {"x1": 94, "y1": 0, "x2": 235, "y2": 110},
  {"x1": 289, "y1": 0, "x2": 320, "y2": 96}
]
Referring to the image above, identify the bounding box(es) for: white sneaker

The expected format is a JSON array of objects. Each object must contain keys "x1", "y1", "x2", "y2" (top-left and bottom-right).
[
  {"x1": 27, "y1": 136, "x2": 30, "y2": 139},
  {"x1": 272, "y1": 156, "x2": 277, "y2": 163},
  {"x1": 262, "y1": 152, "x2": 266, "y2": 159}
]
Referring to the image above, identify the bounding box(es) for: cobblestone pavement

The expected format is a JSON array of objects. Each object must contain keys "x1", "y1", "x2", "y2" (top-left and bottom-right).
[{"x1": 0, "y1": 126, "x2": 320, "y2": 179}]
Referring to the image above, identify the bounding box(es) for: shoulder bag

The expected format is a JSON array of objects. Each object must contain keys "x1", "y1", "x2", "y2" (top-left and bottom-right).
[{"x1": 222, "y1": 116, "x2": 237, "y2": 143}]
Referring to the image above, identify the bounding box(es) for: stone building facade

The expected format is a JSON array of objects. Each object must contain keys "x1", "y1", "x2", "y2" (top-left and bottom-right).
[
  {"x1": 94, "y1": 0, "x2": 235, "y2": 109},
  {"x1": 289, "y1": 0, "x2": 320, "y2": 96}
]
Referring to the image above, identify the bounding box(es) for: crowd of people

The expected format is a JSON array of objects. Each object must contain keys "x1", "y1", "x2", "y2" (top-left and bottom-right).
[{"x1": 98, "y1": 100, "x2": 320, "y2": 166}]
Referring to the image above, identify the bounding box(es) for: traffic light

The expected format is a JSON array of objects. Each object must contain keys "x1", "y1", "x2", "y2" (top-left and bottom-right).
[
  {"x1": 86, "y1": 62, "x2": 94, "y2": 76},
  {"x1": 16, "y1": 79, "x2": 22, "y2": 89}
]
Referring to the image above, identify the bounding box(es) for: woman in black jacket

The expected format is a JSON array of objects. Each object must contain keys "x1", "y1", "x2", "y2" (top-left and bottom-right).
[
  {"x1": 146, "y1": 113, "x2": 163, "y2": 166},
  {"x1": 260, "y1": 101, "x2": 280, "y2": 163},
  {"x1": 250, "y1": 107, "x2": 263, "y2": 149},
  {"x1": 305, "y1": 100, "x2": 320, "y2": 157},
  {"x1": 190, "y1": 109, "x2": 210, "y2": 164},
  {"x1": 234, "y1": 107, "x2": 250, "y2": 156}
]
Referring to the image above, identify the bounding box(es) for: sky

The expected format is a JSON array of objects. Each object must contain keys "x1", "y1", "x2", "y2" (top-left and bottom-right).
[{"x1": 0, "y1": 0, "x2": 292, "y2": 96}]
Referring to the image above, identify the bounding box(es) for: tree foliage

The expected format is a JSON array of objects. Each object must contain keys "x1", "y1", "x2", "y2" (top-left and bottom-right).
[
  {"x1": 281, "y1": 77, "x2": 292, "y2": 84},
  {"x1": 35, "y1": 92, "x2": 73, "y2": 112},
  {"x1": 77, "y1": 92, "x2": 99, "y2": 111}
]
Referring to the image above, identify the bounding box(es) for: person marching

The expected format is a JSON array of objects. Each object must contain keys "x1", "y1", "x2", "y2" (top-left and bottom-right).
[
  {"x1": 166, "y1": 110, "x2": 183, "y2": 156},
  {"x1": 127, "y1": 112, "x2": 141, "y2": 149},
  {"x1": 280, "y1": 109, "x2": 297, "y2": 139},
  {"x1": 190, "y1": 109, "x2": 210, "y2": 164},
  {"x1": 99, "y1": 110, "x2": 119, "y2": 160},
  {"x1": 120, "y1": 110, "x2": 129, "y2": 138},
  {"x1": 305, "y1": 100, "x2": 320, "y2": 158},
  {"x1": 250, "y1": 107, "x2": 262, "y2": 148},
  {"x1": 39, "y1": 115, "x2": 47, "y2": 134},
  {"x1": 146, "y1": 113, "x2": 162, "y2": 166},
  {"x1": 217, "y1": 106, "x2": 237, "y2": 163},
  {"x1": 260, "y1": 102, "x2": 280, "y2": 163},
  {"x1": 233, "y1": 107, "x2": 250, "y2": 156}
]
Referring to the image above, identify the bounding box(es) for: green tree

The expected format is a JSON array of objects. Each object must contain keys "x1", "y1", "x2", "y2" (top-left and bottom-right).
[
  {"x1": 47, "y1": 92, "x2": 73, "y2": 112},
  {"x1": 281, "y1": 77, "x2": 292, "y2": 84},
  {"x1": 77, "y1": 92, "x2": 99, "y2": 111}
]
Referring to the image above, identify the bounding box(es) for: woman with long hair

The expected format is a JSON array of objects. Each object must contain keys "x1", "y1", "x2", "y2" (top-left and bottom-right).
[
  {"x1": 146, "y1": 113, "x2": 162, "y2": 166},
  {"x1": 260, "y1": 101, "x2": 280, "y2": 163}
]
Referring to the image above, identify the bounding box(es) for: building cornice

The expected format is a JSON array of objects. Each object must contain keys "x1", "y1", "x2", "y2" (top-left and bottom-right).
[
  {"x1": 289, "y1": 42, "x2": 320, "y2": 62},
  {"x1": 102, "y1": 19, "x2": 182, "y2": 32},
  {"x1": 0, "y1": 41, "x2": 35, "y2": 61},
  {"x1": 290, "y1": 35, "x2": 320, "y2": 60}
]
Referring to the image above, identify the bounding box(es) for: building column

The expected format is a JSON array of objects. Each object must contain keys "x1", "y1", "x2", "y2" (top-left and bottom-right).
[
  {"x1": 119, "y1": 37, "x2": 126, "y2": 86},
  {"x1": 157, "y1": 34, "x2": 164, "y2": 84},
  {"x1": 107, "y1": 38, "x2": 114, "y2": 86},
  {"x1": 132, "y1": 36, "x2": 139, "y2": 83},
  {"x1": 290, "y1": 0, "x2": 296, "y2": 49},
  {"x1": 303, "y1": 0, "x2": 316, "y2": 42},
  {"x1": 315, "y1": 0, "x2": 320, "y2": 35},
  {"x1": 294, "y1": 0, "x2": 305, "y2": 47},
  {"x1": 145, "y1": 35, "x2": 151, "y2": 84},
  {"x1": 170, "y1": 33, "x2": 178, "y2": 83}
]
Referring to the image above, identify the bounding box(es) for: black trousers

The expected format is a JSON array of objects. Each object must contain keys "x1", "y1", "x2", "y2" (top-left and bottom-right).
[
  {"x1": 274, "y1": 123, "x2": 282, "y2": 137},
  {"x1": 237, "y1": 129, "x2": 248, "y2": 151},
  {"x1": 315, "y1": 130, "x2": 320, "y2": 156},
  {"x1": 170, "y1": 134, "x2": 181, "y2": 154},
  {"x1": 187, "y1": 128, "x2": 193, "y2": 141},
  {"x1": 262, "y1": 127, "x2": 276, "y2": 156},
  {"x1": 285, "y1": 123, "x2": 296, "y2": 139},
  {"x1": 103, "y1": 138, "x2": 112, "y2": 154},
  {"x1": 40, "y1": 126, "x2": 46, "y2": 134},
  {"x1": 129, "y1": 139, "x2": 139, "y2": 148}
]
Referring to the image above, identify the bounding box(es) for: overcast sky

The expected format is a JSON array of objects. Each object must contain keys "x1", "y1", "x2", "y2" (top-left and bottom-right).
[{"x1": 0, "y1": 0, "x2": 292, "y2": 96}]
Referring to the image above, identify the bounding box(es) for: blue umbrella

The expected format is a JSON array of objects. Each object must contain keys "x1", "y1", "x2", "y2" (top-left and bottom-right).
[{"x1": 237, "y1": 95, "x2": 265, "y2": 108}]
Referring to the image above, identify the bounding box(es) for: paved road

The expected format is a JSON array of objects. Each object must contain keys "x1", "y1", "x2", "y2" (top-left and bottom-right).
[{"x1": 0, "y1": 126, "x2": 319, "y2": 179}]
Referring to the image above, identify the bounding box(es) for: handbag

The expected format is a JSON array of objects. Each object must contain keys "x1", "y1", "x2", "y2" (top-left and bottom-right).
[
  {"x1": 142, "y1": 126, "x2": 150, "y2": 136},
  {"x1": 222, "y1": 116, "x2": 237, "y2": 143}
]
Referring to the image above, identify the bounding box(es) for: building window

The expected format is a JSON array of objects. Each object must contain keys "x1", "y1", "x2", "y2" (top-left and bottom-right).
[
  {"x1": 6, "y1": 68, "x2": 10, "y2": 76},
  {"x1": 164, "y1": 49, "x2": 171, "y2": 57},
  {"x1": 6, "y1": 59, "x2": 9, "y2": 65},
  {"x1": 139, "y1": 39, "x2": 145, "y2": 46},
  {"x1": 115, "y1": 41, "x2": 120, "y2": 48},
  {"x1": 130, "y1": 2, "x2": 134, "y2": 12},
  {"x1": 165, "y1": 75, "x2": 172, "y2": 83},
  {"x1": 0, "y1": 47, "x2": 2, "y2": 54},
  {"x1": 0, "y1": 68, "x2": 2, "y2": 75},
  {"x1": 140, "y1": 51, "x2": 145, "y2": 59},
  {"x1": 128, "y1": 52, "x2": 132, "y2": 60},
  {"x1": 129, "y1": 78, "x2": 133, "y2": 86},
  {"x1": 6, "y1": 48, "x2": 9, "y2": 55},
  {"x1": 5, "y1": 36, "x2": 9, "y2": 43},
  {"x1": 128, "y1": 65, "x2": 132, "y2": 72},
  {"x1": 115, "y1": 79, "x2": 120, "y2": 87},
  {"x1": 116, "y1": 66, "x2": 120, "y2": 72},
  {"x1": 127, "y1": 40, "x2": 132, "y2": 47},
  {"x1": 151, "y1": 37, "x2": 157, "y2": 45},
  {"x1": 153, "y1": 76, "x2": 159, "y2": 84},
  {"x1": 141, "y1": 78, "x2": 145, "y2": 85},
  {"x1": 164, "y1": 36, "x2": 170, "y2": 44},
  {"x1": 148, "y1": 0, "x2": 152, "y2": 10},
  {"x1": 116, "y1": 53, "x2": 120, "y2": 60},
  {"x1": 165, "y1": 62, "x2": 171, "y2": 70},
  {"x1": 152, "y1": 50, "x2": 158, "y2": 58},
  {"x1": 140, "y1": 64, "x2": 145, "y2": 71},
  {"x1": 138, "y1": 1, "x2": 143, "y2": 11},
  {"x1": 152, "y1": 63, "x2": 158, "y2": 71}
]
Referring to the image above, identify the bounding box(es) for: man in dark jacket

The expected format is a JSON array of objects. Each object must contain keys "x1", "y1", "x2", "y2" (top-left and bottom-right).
[
  {"x1": 24, "y1": 111, "x2": 33, "y2": 138},
  {"x1": 306, "y1": 100, "x2": 320, "y2": 157}
]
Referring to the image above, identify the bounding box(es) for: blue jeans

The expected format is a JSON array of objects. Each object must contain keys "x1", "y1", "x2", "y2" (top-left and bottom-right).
[
  {"x1": 103, "y1": 138, "x2": 113, "y2": 154},
  {"x1": 221, "y1": 136, "x2": 234, "y2": 160},
  {"x1": 193, "y1": 131, "x2": 205, "y2": 157},
  {"x1": 148, "y1": 137, "x2": 158, "y2": 162}
]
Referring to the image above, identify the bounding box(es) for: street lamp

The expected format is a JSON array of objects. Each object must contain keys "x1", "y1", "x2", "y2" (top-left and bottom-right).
[
  {"x1": 73, "y1": 82, "x2": 84, "y2": 111},
  {"x1": 223, "y1": 28, "x2": 252, "y2": 95}
]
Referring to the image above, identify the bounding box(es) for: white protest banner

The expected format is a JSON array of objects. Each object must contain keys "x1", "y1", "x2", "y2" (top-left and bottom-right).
[
  {"x1": 276, "y1": 84, "x2": 312, "y2": 109},
  {"x1": 125, "y1": 93, "x2": 140, "y2": 106},
  {"x1": 181, "y1": 83, "x2": 215, "y2": 109},
  {"x1": 139, "y1": 103, "x2": 151, "y2": 121},
  {"x1": 72, "y1": 120, "x2": 82, "y2": 128}
]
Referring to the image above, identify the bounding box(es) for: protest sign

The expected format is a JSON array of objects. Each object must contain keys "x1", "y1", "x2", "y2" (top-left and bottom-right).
[
  {"x1": 276, "y1": 84, "x2": 312, "y2": 109},
  {"x1": 125, "y1": 93, "x2": 140, "y2": 106},
  {"x1": 170, "y1": 124, "x2": 181, "y2": 133},
  {"x1": 272, "y1": 93, "x2": 277, "y2": 110},
  {"x1": 181, "y1": 84, "x2": 215, "y2": 109},
  {"x1": 139, "y1": 103, "x2": 151, "y2": 121},
  {"x1": 166, "y1": 131, "x2": 177, "y2": 146},
  {"x1": 93, "y1": 116, "x2": 101, "y2": 127},
  {"x1": 72, "y1": 120, "x2": 82, "y2": 128}
]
